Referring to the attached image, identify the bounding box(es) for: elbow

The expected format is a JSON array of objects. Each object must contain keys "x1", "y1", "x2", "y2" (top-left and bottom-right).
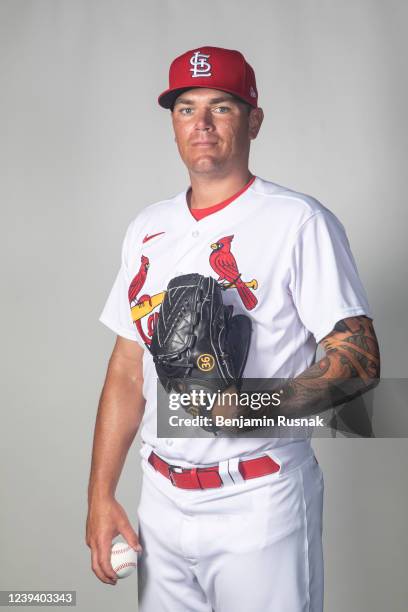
[{"x1": 364, "y1": 356, "x2": 381, "y2": 392}]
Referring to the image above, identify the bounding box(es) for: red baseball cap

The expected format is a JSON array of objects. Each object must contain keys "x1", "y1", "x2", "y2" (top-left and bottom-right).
[{"x1": 158, "y1": 46, "x2": 258, "y2": 109}]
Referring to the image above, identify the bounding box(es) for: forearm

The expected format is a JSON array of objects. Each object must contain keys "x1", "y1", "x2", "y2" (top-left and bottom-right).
[
  {"x1": 88, "y1": 356, "x2": 145, "y2": 501},
  {"x1": 213, "y1": 358, "x2": 373, "y2": 430},
  {"x1": 215, "y1": 316, "x2": 380, "y2": 431},
  {"x1": 275, "y1": 316, "x2": 380, "y2": 419},
  {"x1": 271, "y1": 355, "x2": 377, "y2": 420}
]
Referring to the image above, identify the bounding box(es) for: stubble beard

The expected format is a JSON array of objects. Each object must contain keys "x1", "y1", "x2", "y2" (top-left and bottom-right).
[
  {"x1": 185, "y1": 147, "x2": 235, "y2": 177},
  {"x1": 190, "y1": 157, "x2": 223, "y2": 175}
]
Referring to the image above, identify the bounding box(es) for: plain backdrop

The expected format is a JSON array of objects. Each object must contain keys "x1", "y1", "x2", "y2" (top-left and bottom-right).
[{"x1": 1, "y1": 1, "x2": 407, "y2": 610}]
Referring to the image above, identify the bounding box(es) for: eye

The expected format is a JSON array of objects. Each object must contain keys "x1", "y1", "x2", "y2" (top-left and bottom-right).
[
  {"x1": 213, "y1": 106, "x2": 230, "y2": 114},
  {"x1": 179, "y1": 107, "x2": 193, "y2": 115}
]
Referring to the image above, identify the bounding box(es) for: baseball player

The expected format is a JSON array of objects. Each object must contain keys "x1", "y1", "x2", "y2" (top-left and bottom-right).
[{"x1": 86, "y1": 46, "x2": 380, "y2": 611}]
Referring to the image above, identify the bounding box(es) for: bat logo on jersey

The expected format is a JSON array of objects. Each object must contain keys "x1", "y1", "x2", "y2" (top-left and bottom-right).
[
  {"x1": 190, "y1": 51, "x2": 211, "y2": 78},
  {"x1": 209, "y1": 235, "x2": 258, "y2": 310},
  {"x1": 128, "y1": 235, "x2": 259, "y2": 345}
]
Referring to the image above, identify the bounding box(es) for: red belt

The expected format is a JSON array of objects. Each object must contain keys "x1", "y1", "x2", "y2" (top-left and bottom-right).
[{"x1": 148, "y1": 451, "x2": 280, "y2": 490}]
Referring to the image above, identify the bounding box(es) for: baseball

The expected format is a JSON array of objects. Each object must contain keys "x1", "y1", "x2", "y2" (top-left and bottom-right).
[{"x1": 110, "y1": 541, "x2": 138, "y2": 579}]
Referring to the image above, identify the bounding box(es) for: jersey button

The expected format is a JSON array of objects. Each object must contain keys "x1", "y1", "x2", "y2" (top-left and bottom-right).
[{"x1": 191, "y1": 230, "x2": 199, "y2": 238}]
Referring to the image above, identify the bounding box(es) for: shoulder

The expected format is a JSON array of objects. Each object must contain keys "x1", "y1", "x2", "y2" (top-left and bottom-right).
[
  {"x1": 251, "y1": 176, "x2": 343, "y2": 230},
  {"x1": 122, "y1": 188, "x2": 186, "y2": 245}
]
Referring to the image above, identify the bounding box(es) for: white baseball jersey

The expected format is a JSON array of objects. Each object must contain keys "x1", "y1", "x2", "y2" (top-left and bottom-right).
[{"x1": 99, "y1": 176, "x2": 372, "y2": 466}]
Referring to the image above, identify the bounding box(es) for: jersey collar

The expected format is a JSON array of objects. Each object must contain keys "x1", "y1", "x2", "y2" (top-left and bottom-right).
[{"x1": 179, "y1": 176, "x2": 259, "y2": 224}]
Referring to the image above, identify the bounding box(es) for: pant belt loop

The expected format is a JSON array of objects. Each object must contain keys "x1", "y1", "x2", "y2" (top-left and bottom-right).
[
  {"x1": 227, "y1": 457, "x2": 245, "y2": 484},
  {"x1": 218, "y1": 460, "x2": 235, "y2": 486},
  {"x1": 142, "y1": 445, "x2": 153, "y2": 461}
]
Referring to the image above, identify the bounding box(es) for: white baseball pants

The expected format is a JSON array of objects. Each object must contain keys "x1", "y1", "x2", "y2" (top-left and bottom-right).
[{"x1": 137, "y1": 453, "x2": 324, "y2": 611}]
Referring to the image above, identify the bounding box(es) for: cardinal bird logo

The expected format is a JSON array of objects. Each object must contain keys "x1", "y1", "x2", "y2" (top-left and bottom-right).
[
  {"x1": 209, "y1": 235, "x2": 258, "y2": 310},
  {"x1": 128, "y1": 255, "x2": 158, "y2": 345},
  {"x1": 128, "y1": 255, "x2": 150, "y2": 303}
]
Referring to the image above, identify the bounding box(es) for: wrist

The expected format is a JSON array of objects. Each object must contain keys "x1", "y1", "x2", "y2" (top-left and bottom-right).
[{"x1": 88, "y1": 483, "x2": 116, "y2": 504}]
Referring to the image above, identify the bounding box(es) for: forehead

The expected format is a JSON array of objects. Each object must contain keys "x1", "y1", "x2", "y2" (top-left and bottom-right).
[{"x1": 173, "y1": 88, "x2": 236, "y2": 105}]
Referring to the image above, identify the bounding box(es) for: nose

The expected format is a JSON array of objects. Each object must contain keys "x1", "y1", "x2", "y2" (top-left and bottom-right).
[{"x1": 194, "y1": 107, "x2": 214, "y2": 132}]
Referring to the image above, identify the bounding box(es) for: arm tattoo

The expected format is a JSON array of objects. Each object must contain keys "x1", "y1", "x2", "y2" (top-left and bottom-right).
[
  {"x1": 275, "y1": 316, "x2": 380, "y2": 418},
  {"x1": 320, "y1": 317, "x2": 380, "y2": 383},
  {"x1": 227, "y1": 316, "x2": 381, "y2": 431}
]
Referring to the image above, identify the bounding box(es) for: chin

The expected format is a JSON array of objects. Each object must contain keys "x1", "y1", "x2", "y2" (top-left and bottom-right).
[{"x1": 189, "y1": 156, "x2": 223, "y2": 173}]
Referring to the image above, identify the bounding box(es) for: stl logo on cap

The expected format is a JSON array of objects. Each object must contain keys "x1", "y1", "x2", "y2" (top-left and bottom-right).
[{"x1": 190, "y1": 51, "x2": 212, "y2": 78}]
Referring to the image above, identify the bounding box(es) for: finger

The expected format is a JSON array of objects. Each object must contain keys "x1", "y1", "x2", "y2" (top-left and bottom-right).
[
  {"x1": 91, "y1": 544, "x2": 117, "y2": 585},
  {"x1": 97, "y1": 539, "x2": 119, "y2": 583},
  {"x1": 120, "y1": 526, "x2": 143, "y2": 553}
]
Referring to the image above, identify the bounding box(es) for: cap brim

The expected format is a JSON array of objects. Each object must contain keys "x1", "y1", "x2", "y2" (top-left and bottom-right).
[
  {"x1": 158, "y1": 87, "x2": 202, "y2": 109},
  {"x1": 158, "y1": 86, "x2": 257, "y2": 109}
]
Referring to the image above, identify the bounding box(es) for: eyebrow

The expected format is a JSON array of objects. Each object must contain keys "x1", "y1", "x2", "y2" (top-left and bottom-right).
[{"x1": 173, "y1": 95, "x2": 235, "y2": 107}]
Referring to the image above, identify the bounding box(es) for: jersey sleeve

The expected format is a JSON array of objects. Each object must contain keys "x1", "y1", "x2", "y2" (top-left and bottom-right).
[
  {"x1": 99, "y1": 222, "x2": 145, "y2": 347},
  {"x1": 289, "y1": 209, "x2": 373, "y2": 344}
]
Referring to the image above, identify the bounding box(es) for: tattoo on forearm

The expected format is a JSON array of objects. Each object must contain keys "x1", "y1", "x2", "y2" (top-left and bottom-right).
[
  {"x1": 320, "y1": 316, "x2": 380, "y2": 382},
  {"x1": 211, "y1": 316, "x2": 380, "y2": 432},
  {"x1": 276, "y1": 316, "x2": 381, "y2": 419}
]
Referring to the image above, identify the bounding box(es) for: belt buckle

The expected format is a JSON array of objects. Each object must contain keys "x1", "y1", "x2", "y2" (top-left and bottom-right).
[
  {"x1": 168, "y1": 465, "x2": 205, "y2": 489},
  {"x1": 168, "y1": 464, "x2": 183, "y2": 486}
]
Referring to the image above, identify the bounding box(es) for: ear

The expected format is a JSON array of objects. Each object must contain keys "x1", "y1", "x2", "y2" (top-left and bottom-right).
[{"x1": 248, "y1": 107, "x2": 264, "y2": 140}]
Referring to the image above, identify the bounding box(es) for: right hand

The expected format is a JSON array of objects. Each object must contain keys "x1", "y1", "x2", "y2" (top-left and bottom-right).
[{"x1": 85, "y1": 496, "x2": 142, "y2": 585}]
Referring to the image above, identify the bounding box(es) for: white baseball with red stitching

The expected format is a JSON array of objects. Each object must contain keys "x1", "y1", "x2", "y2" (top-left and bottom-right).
[{"x1": 110, "y1": 541, "x2": 138, "y2": 579}]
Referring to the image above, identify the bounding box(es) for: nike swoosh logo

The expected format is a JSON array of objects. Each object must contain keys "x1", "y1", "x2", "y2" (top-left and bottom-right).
[{"x1": 142, "y1": 232, "x2": 165, "y2": 244}]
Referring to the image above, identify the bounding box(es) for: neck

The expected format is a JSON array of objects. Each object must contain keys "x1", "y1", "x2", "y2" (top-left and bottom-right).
[{"x1": 188, "y1": 168, "x2": 253, "y2": 210}]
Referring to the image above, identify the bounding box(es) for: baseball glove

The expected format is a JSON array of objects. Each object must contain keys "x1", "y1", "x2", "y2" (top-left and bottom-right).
[{"x1": 149, "y1": 273, "x2": 252, "y2": 422}]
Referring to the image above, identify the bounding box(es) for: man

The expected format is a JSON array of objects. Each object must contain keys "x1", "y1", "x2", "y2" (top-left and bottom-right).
[{"x1": 86, "y1": 46, "x2": 380, "y2": 611}]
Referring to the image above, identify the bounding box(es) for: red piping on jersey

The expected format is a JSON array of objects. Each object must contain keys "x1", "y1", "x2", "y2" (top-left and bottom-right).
[{"x1": 189, "y1": 175, "x2": 256, "y2": 221}]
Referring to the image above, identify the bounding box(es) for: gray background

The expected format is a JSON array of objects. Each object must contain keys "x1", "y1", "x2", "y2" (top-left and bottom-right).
[{"x1": 1, "y1": 0, "x2": 407, "y2": 610}]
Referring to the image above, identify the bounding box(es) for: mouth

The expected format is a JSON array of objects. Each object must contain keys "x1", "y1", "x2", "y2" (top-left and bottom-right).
[{"x1": 191, "y1": 141, "x2": 218, "y2": 147}]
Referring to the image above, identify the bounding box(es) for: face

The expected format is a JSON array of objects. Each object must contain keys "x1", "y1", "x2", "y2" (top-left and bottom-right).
[{"x1": 171, "y1": 88, "x2": 263, "y2": 176}]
